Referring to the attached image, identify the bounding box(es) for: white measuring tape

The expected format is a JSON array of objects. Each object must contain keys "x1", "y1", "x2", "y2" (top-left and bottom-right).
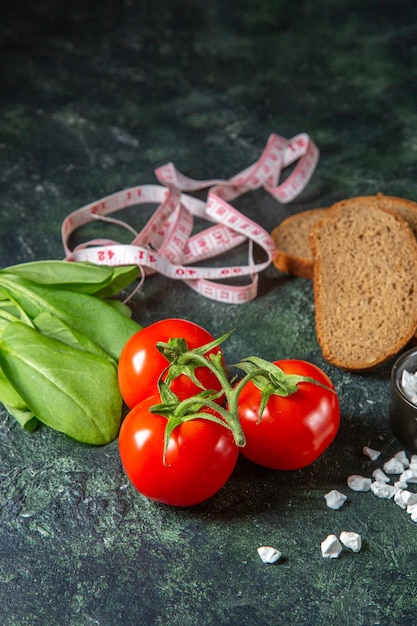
[{"x1": 62, "y1": 133, "x2": 319, "y2": 303}]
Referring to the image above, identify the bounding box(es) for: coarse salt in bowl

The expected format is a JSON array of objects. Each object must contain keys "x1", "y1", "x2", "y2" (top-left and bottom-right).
[{"x1": 389, "y1": 347, "x2": 417, "y2": 454}]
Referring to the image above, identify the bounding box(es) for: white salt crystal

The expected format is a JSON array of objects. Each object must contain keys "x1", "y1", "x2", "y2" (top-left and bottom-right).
[
  {"x1": 383, "y1": 457, "x2": 405, "y2": 474},
  {"x1": 400, "y1": 468, "x2": 417, "y2": 484},
  {"x1": 407, "y1": 502, "x2": 417, "y2": 515},
  {"x1": 321, "y1": 534, "x2": 343, "y2": 559},
  {"x1": 401, "y1": 490, "x2": 417, "y2": 506},
  {"x1": 324, "y1": 489, "x2": 348, "y2": 510},
  {"x1": 394, "y1": 450, "x2": 410, "y2": 468},
  {"x1": 370, "y1": 481, "x2": 396, "y2": 499},
  {"x1": 339, "y1": 531, "x2": 362, "y2": 553},
  {"x1": 400, "y1": 470, "x2": 417, "y2": 484},
  {"x1": 257, "y1": 546, "x2": 282, "y2": 564},
  {"x1": 372, "y1": 468, "x2": 390, "y2": 483},
  {"x1": 394, "y1": 489, "x2": 407, "y2": 509},
  {"x1": 407, "y1": 502, "x2": 417, "y2": 516},
  {"x1": 401, "y1": 370, "x2": 417, "y2": 403},
  {"x1": 410, "y1": 455, "x2": 417, "y2": 465},
  {"x1": 394, "y1": 479, "x2": 409, "y2": 490},
  {"x1": 363, "y1": 446, "x2": 381, "y2": 461},
  {"x1": 347, "y1": 475, "x2": 372, "y2": 492}
]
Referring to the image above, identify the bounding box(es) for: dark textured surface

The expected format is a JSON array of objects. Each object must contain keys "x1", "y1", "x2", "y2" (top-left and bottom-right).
[{"x1": 2, "y1": 1, "x2": 417, "y2": 624}]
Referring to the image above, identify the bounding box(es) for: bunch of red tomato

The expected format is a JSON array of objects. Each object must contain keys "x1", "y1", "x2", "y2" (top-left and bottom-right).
[{"x1": 117, "y1": 319, "x2": 340, "y2": 507}]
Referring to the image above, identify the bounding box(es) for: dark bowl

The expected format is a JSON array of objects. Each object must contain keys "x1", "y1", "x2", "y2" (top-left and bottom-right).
[{"x1": 389, "y1": 347, "x2": 417, "y2": 454}]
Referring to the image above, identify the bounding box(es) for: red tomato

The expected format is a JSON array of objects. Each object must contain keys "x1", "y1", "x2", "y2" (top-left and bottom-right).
[
  {"x1": 237, "y1": 360, "x2": 340, "y2": 470},
  {"x1": 118, "y1": 395, "x2": 238, "y2": 506},
  {"x1": 118, "y1": 318, "x2": 223, "y2": 409}
]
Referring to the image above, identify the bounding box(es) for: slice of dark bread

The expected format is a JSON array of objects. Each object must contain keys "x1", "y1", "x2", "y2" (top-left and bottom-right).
[
  {"x1": 271, "y1": 194, "x2": 417, "y2": 281},
  {"x1": 271, "y1": 208, "x2": 328, "y2": 279},
  {"x1": 311, "y1": 202, "x2": 417, "y2": 371}
]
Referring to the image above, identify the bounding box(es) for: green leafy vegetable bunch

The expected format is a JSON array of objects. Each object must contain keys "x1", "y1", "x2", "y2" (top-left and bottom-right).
[{"x1": 0, "y1": 260, "x2": 141, "y2": 444}]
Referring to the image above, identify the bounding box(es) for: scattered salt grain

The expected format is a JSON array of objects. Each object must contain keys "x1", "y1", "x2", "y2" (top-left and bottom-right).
[
  {"x1": 372, "y1": 468, "x2": 390, "y2": 483},
  {"x1": 407, "y1": 502, "x2": 417, "y2": 522},
  {"x1": 257, "y1": 546, "x2": 282, "y2": 564},
  {"x1": 394, "y1": 450, "x2": 410, "y2": 468},
  {"x1": 337, "y1": 444, "x2": 417, "y2": 530},
  {"x1": 347, "y1": 475, "x2": 372, "y2": 492},
  {"x1": 394, "y1": 490, "x2": 408, "y2": 509},
  {"x1": 402, "y1": 489, "x2": 417, "y2": 506},
  {"x1": 400, "y1": 468, "x2": 417, "y2": 484},
  {"x1": 383, "y1": 457, "x2": 405, "y2": 474},
  {"x1": 363, "y1": 446, "x2": 381, "y2": 461},
  {"x1": 370, "y1": 481, "x2": 396, "y2": 499},
  {"x1": 321, "y1": 534, "x2": 343, "y2": 559},
  {"x1": 407, "y1": 502, "x2": 417, "y2": 516},
  {"x1": 339, "y1": 531, "x2": 362, "y2": 553},
  {"x1": 324, "y1": 489, "x2": 348, "y2": 510}
]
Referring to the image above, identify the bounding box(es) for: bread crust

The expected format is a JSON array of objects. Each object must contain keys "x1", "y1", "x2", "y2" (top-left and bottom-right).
[{"x1": 271, "y1": 194, "x2": 417, "y2": 280}]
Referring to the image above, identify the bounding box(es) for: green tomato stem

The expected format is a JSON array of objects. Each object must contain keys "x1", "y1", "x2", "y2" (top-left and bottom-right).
[
  {"x1": 176, "y1": 350, "x2": 247, "y2": 447},
  {"x1": 156, "y1": 334, "x2": 337, "y2": 458}
]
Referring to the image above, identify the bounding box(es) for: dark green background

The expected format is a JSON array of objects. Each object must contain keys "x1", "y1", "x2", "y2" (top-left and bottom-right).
[{"x1": 2, "y1": 1, "x2": 417, "y2": 624}]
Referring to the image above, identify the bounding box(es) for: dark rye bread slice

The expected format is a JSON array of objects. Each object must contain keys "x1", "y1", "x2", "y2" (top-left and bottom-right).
[
  {"x1": 271, "y1": 195, "x2": 417, "y2": 280},
  {"x1": 311, "y1": 203, "x2": 417, "y2": 371},
  {"x1": 271, "y1": 207, "x2": 329, "y2": 279}
]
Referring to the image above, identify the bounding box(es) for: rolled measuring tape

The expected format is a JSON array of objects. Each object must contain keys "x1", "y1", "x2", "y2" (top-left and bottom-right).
[{"x1": 62, "y1": 133, "x2": 319, "y2": 303}]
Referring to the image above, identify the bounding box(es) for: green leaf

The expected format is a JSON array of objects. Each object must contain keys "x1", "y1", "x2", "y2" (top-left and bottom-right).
[
  {"x1": 0, "y1": 366, "x2": 28, "y2": 409},
  {"x1": 93, "y1": 267, "x2": 141, "y2": 298},
  {"x1": 0, "y1": 286, "x2": 34, "y2": 327},
  {"x1": 2, "y1": 261, "x2": 140, "y2": 296},
  {"x1": 0, "y1": 367, "x2": 38, "y2": 430},
  {"x1": 3, "y1": 403, "x2": 39, "y2": 431},
  {"x1": 103, "y1": 298, "x2": 134, "y2": 318},
  {"x1": 0, "y1": 322, "x2": 123, "y2": 444},
  {"x1": 32, "y1": 312, "x2": 112, "y2": 361},
  {"x1": 0, "y1": 276, "x2": 141, "y2": 360}
]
